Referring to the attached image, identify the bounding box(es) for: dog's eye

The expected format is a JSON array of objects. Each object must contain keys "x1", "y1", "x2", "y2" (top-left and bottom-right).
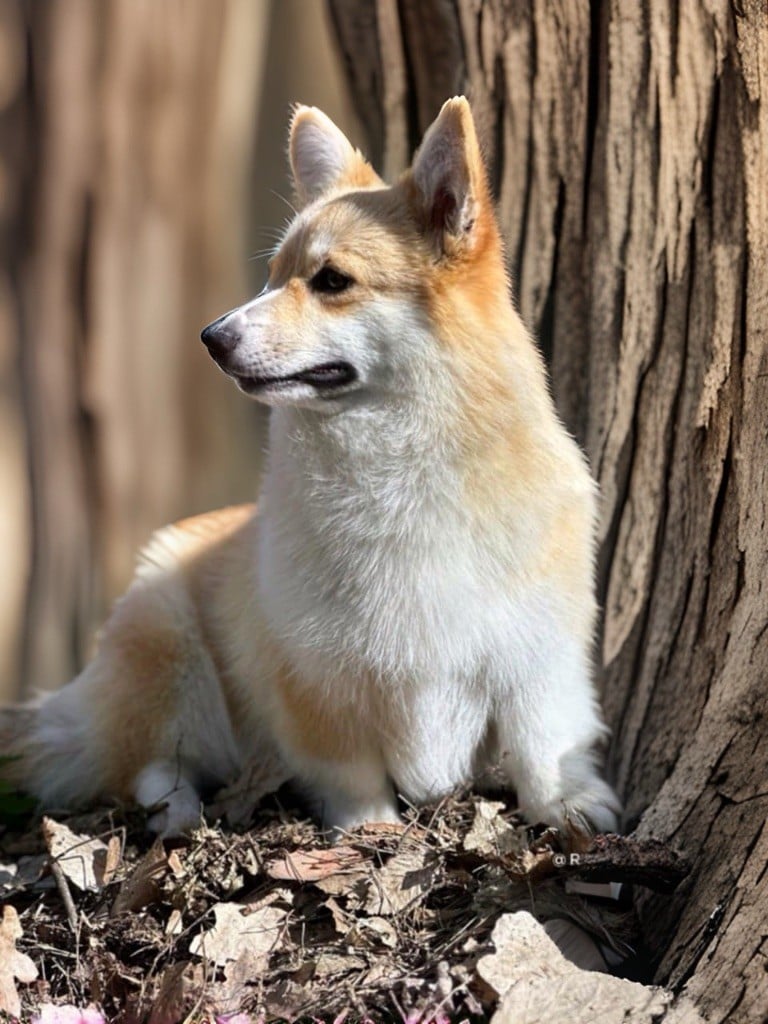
[{"x1": 309, "y1": 266, "x2": 353, "y2": 294}]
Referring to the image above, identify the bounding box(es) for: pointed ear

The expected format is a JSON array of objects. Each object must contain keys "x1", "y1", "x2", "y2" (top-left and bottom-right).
[
  {"x1": 289, "y1": 105, "x2": 381, "y2": 208},
  {"x1": 411, "y1": 97, "x2": 488, "y2": 254}
]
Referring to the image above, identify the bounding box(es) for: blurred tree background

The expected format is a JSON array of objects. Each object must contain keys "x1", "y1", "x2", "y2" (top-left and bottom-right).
[{"x1": 0, "y1": 0, "x2": 359, "y2": 699}]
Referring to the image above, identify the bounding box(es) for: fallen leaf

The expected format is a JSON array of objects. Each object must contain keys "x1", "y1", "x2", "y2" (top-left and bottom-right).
[
  {"x1": 0, "y1": 863, "x2": 18, "y2": 890},
  {"x1": 463, "y1": 799, "x2": 524, "y2": 858},
  {"x1": 165, "y1": 908, "x2": 183, "y2": 936},
  {"x1": 351, "y1": 821, "x2": 409, "y2": 838},
  {"x1": 322, "y1": 895, "x2": 351, "y2": 934},
  {"x1": 0, "y1": 905, "x2": 39, "y2": 1017},
  {"x1": 364, "y1": 846, "x2": 439, "y2": 916},
  {"x1": 347, "y1": 915, "x2": 397, "y2": 949},
  {"x1": 360, "y1": 960, "x2": 401, "y2": 987},
  {"x1": 189, "y1": 889, "x2": 290, "y2": 968},
  {"x1": 478, "y1": 912, "x2": 705, "y2": 1024},
  {"x1": 166, "y1": 849, "x2": 185, "y2": 878},
  {"x1": 263, "y1": 978, "x2": 311, "y2": 1020},
  {"x1": 42, "y1": 817, "x2": 111, "y2": 892},
  {"x1": 101, "y1": 836, "x2": 122, "y2": 885},
  {"x1": 111, "y1": 839, "x2": 168, "y2": 915},
  {"x1": 265, "y1": 845, "x2": 364, "y2": 882},
  {"x1": 314, "y1": 865, "x2": 370, "y2": 903},
  {"x1": 147, "y1": 961, "x2": 205, "y2": 1024},
  {"x1": 1, "y1": 855, "x2": 47, "y2": 893},
  {"x1": 207, "y1": 750, "x2": 292, "y2": 827},
  {"x1": 313, "y1": 952, "x2": 367, "y2": 978}
]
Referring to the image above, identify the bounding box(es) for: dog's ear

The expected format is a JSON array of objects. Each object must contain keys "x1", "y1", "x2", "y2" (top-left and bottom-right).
[
  {"x1": 411, "y1": 97, "x2": 489, "y2": 255},
  {"x1": 289, "y1": 106, "x2": 381, "y2": 208}
]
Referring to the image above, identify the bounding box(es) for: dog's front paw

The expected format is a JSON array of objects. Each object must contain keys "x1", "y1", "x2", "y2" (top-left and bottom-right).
[
  {"x1": 322, "y1": 794, "x2": 402, "y2": 838},
  {"x1": 526, "y1": 774, "x2": 622, "y2": 835}
]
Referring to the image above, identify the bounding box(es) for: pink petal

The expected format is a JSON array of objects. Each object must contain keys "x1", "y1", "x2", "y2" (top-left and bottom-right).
[{"x1": 32, "y1": 1008, "x2": 105, "y2": 1024}]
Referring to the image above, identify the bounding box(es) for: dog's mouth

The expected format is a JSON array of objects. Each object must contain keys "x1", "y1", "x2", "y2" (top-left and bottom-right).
[{"x1": 232, "y1": 361, "x2": 357, "y2": 395}]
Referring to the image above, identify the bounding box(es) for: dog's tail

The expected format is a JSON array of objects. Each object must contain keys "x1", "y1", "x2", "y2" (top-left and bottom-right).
[
  {"x1": 0, "y1": 677, "x2": 106, "y2": 809},
  {"x1": 0, "y1": 703, "x2": 40, "y2": 789}
]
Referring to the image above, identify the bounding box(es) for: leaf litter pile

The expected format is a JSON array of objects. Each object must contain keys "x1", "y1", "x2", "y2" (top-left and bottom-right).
[{"x1": 0, "y1": 786, "x2": 700, "y2": 1024}]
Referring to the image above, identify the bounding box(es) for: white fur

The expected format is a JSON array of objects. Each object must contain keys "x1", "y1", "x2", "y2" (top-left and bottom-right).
[
  {"x1": 134, "y1": 762, "x2": 203, "y2": 837},
  {"x1": 290, "y1": 106, "x2": 364, "y2": 207}
]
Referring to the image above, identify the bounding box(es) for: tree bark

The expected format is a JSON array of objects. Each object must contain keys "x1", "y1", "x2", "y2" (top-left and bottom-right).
[{"x1": 328, "y1": 2, "x2": 767, "y2": 1021}]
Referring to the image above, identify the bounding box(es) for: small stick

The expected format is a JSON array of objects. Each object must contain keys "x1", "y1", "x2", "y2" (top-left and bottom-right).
[{"x1": 49, "y1": 858, "x2": 79, "y2": 933}]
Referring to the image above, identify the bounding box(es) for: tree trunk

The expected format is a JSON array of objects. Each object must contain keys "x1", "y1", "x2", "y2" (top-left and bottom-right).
[
  {"x1": 0, "y1": 0, "x2": 270, "y2": 695},
  {"x1": 328, "y1": 2, "x2": 767, "y2": 1021}
]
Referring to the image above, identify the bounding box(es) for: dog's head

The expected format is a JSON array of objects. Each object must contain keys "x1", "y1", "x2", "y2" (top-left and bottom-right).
[{"x1": 201, "y1": 98, "x2": 509, "y2": 412}]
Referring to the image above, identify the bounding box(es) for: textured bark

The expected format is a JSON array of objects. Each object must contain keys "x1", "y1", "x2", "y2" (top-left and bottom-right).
[
  {"x1": 0, "y1": 0, "x2": 269, "y2": 694},
  {"x1": 328, "y1": 2, "x2": 768, "y2": 1021}
]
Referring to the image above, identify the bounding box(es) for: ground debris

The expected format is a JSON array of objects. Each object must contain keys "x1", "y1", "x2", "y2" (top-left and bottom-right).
[{"x1": 0, "y1": 793, "x2": 691, "y2": 1021}]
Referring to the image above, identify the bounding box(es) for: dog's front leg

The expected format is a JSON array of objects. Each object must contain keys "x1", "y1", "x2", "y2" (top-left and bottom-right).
[
  {"x1": 303, "y1": 754, "x2": 401, "y2": 836},
  {"x1": 274, "y1": 666, "x2": 401, "y2": 835},
  {"x1": 494, "y1": 645, "x2": 621, "y2": 834}
]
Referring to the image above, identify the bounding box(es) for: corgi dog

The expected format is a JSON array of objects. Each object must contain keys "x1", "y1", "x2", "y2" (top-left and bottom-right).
[{"x1": 1, "y1": 98, "x2": 620, "y2": 837}]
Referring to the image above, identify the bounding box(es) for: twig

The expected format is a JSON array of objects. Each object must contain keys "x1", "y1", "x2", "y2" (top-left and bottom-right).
[{"x1": 50, "y1": 857, "x2": 79, "y2": 933}]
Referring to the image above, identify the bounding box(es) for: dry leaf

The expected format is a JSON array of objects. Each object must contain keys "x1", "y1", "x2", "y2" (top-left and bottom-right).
[
  {"x1": 314, "y1": 864, "x2": 370, "y2": 903},
  {"x1": 361, "y1": 960, "x2": 401, "y2": 987},
  {"x1": 322, "y1": 895, "x2": 351, "y2": 934},
  {"x1": 313, "y1": 952, "x2": 367, "y2": 978},
  {"x1": 351, "y1": 821, "x2": 409, "y2": 838},
  {"x1": 364, "y1": 846, "x2": 438, "y2": 915},
  {"x1": 207, "y1": 750, "x2": 292, "y2": 827},
  {"x1": 478, "y1": 912, "x2": 704, "y2": 1024},
  {"x1": 263, "y1": 978, "x2": 312, "y2": 1020},
  {"x1": 1, "y1": 855, "x2": 47, "y2": 894},
  {"x1": 347, "y1": 915, "x2": 397, "y2": 949},
  {"x1": 101, "y1": 836, "x2": 122, "y2": 885},
  {"x1": 0, "y1": 864, "x2": 18, "y2": 891},
  {"x1": 165, "y1": 908, "x2": 183, "y2": 936},
  {"x1": 265, "y1": 845, "x2": 363, "y2": 882},
  {"x1": 42, "y1": 817, "x2": 111, "y2": 892},
  {"x1": 189, "y1": 889, "x2": 290, "y2": 968},
  {"x1": 147, "y1": 961, "x2": 205, "y2": 1024},
  {"x1": 464, "y1": 799, "x2": 524, "y2": 858},
  {"x1": 111, "y1": 839, "x2": 168, "y2": 915},
  {"x1": 0, "y1": 905, "x2": 39, "y2": 1017},
  {"x1": 166, "y1": 849, "x2": 185, "y2": 878}
]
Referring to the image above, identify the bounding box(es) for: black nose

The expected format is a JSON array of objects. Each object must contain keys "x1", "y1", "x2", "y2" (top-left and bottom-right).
[{"x1": 201, "y1": 316, "x2": 239, "y2": 359}]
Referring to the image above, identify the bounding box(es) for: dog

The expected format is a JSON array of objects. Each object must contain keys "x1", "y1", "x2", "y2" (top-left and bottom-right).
[{"x1": 1, "y1": 98, "x2": 620, "y2": 838}]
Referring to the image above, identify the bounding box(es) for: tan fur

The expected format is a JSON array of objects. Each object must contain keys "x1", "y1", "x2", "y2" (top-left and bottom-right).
[{"x1": 274, "y1": 662, "x2": 375, "y2": 764}]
